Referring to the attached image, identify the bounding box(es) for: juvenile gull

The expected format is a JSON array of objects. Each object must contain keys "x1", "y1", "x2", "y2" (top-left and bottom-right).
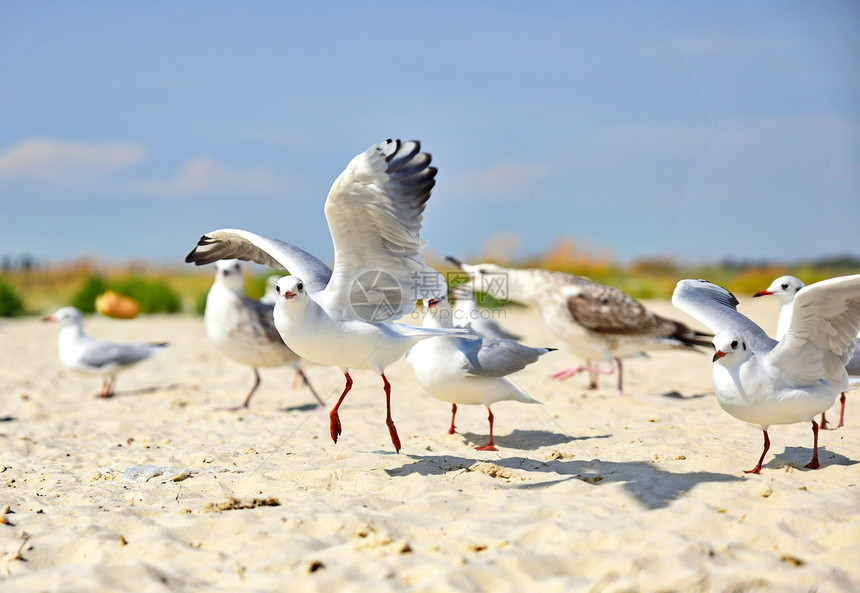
[
  {"x1": 44, "y1": 306, "x2": 168, "y2": 397},
  {"x1": 406, "y1": 294, "x2": 553, "y2": 450},
  {"x1": 672, "y1": 275, "x2": 860, "y2": 473},
  {"x1": 186, "y1": 139, "x2": 469, "y2": 452},
  {"x1": 448, "y1": 259, "x2": 711, "y2": 396},
  {"x1": 754, "y1": 275, "x2": 859, "y2": 429},
  {"x1": 204, "y1": 260, "x2": 322, "y2": 411}
]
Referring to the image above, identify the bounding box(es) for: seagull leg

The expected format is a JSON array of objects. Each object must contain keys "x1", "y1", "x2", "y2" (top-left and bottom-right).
[
  {"x1": 820, "y1": 411, "x2": 829, "y2": 430},
  {"x1": 448, "y1": 403, "x2": 457, "y2": 435},
  {"x1": 551, "y1": 364, "x2": 590, "y2": 381},
  {"x1": 614, "y1": 357, "x2": 624, "y2": 397},
  {"x1": 217, "y1": 368, "x2": 261, "y2": 412},
  {"x1": 837, "y1": 392, "x2": 846, "y2": 429},
  {"x1": 804, "y1": 420, "x2": 820, "y2": 469},
  {"x1": 476, "y1": 407, "x2": 498, "y2": 451},
  {"x1": 381, "y1": 374, "x2": 401, "y2": 452},
  {"x1": 329, "y1": 372, "x2": 353, "y2": 444},
  {"x1": 296, "y1": 367, "x2": 325, "y2": 407},
  {"x1": 744, "y1": 430, "x2": 770, "y2": 474},
  {"x1": 100, "y1": 374, "x2": 117, "y2": 398}
]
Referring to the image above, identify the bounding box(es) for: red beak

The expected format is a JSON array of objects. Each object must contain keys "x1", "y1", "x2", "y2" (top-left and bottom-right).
[
  {"x1": 712, "y1": 350, "x2": 726, "y2": 362},
  {"x1": 427, "y1": 298, "x2": 439, "y2": 308},
  {"x1": 752, "y1": 290, "x2": 771, "y2": 298},
  {"x1": 43, "y1": 315, "x2": 55, "y2": 323},
  {"x1": 284, "y1": 291, "x2": 296, "y2": 300}
]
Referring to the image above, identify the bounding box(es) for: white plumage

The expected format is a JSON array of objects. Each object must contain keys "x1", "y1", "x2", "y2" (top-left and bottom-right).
[{"x1": 672, "y1": 275, "x2": 860, "y2": 473}]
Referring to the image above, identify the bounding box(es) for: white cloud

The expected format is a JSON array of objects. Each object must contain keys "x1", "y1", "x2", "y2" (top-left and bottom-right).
[
  {"x1": 0, "y1": 139, "x2": 147, "y2": 187},
  {"x1": 130, "y1": 157, "x2": 291, "y2": 197}
]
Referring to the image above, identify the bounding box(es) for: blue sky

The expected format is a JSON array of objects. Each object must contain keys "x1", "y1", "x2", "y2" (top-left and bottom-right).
[{"x1": 2, "y1": 2, "x2": 858, "y2": 268}]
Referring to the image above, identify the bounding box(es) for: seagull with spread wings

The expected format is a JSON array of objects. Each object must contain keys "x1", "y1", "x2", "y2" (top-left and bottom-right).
[
  {"x1": 186, "y1": 139, "x2": 468, "y2": 452},
  {"x1": 672, "y1": 275, "x2": 860, "y2": 473}
]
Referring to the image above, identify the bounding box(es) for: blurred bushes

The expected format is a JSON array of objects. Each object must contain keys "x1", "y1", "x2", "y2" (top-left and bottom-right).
[
  {"x1": 71, "y1": 275, "x2": 181, "y2": 314},
  {"x1": 0, "y1": 276, "x2": 25, "y2": 316}
]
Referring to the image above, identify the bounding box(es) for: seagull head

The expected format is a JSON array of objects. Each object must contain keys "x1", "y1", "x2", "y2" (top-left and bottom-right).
[
  {"x1": 275, "y1": 276, "x2": 306, "y2": 303},
  {"x1": 215, "y1": 260, "x2": 244, "y2": 292},
  {"x1": 712, "y1": 331, "x2": 749, "y2": 365},
  {"x1": 752, "y1": 275, "x2": 805, "y2": 304},
  {"x1": 422, "y1": 295, "x2": 453, "y2": 328},
  {"x1": 43, "y1": 306, "x2": 83, "y2": 326}
]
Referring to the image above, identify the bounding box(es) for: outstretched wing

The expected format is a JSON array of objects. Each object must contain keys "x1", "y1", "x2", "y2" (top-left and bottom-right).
[
  {"x1": 671, "y1": 279, "x2": 772, "y2": 352},
  {"x1": 185, "y1": 229, "x2": 333, "y2": 295},
  {"x1": 769, "y1": 274, "x2": 860, "y2": 385},
  {"x1": 321, "y1": 139, "x2": 439, "y2": 320}
]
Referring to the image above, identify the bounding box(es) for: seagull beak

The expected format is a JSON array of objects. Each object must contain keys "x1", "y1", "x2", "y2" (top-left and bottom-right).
[
  {"x1": 43, "y1": 315, "x2": 55, "y2": 323},
  {"x1": 712, "y1": 350, "x2": 726, "y2": 362},
  {"x1": 752, "y1": 290, "x2": 771, "y2": 298},
  {"x1": 427, "y1": 298, "x2": 439, "y2": 308},
  {"x1": 283, "y1": 291, "x2": 296, "y2": 300}
]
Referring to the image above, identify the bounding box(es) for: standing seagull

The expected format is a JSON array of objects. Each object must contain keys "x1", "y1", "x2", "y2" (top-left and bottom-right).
[
  {"x1": 186, "y1": 139, "x2": 469, "y2": 452},
  {"x1": 447, "y1": 259, "x2": 711, "y2": 396},
  {"x1": 754, "y1": 275, "x2": 859, "y2": 429},
  {"x1": 672, "y1": 276, "x2": 860, "y2": 473},
  {"x1": 406, "y1": 294, "x2": 553, "y2": 450},
  {"x1": 44, "y1": 306, "x2": 168, "y2": 397},
  {"x1": 203, "y1": 260, "x2": 322, "y2": 411}
]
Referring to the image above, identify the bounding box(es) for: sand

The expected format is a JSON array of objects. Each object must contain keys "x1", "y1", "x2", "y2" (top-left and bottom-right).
[{"x1": 1, "y1": 298, "x2": 858, "y2": 592}]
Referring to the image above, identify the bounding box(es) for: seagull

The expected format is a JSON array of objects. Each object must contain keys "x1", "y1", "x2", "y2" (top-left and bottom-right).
[
  {"x1": 260, "y1": 273, "x2": 284, "y2": 305},
  {"x1": 203, "y1": 260, "x2": 322, "y2": 411},
  {"x1": 44, "y1": 306, "x2": 168, "y2": 397},
  {"x1": 451, "y1": 283, "x2": 522, "y2": 340},
  {"x1": 406, "y1": 294, "x2": 552, "y2": 450},
  {"x1": 185, "y1": 139, "x2": 470, "y2": 452},
  {"x1": 754, "y1": 275, "x2": 859, "y2": 429},
  {"x1": 447, "y1": 259, "x2": 712, "y2": 396},
  {"x1": 672, "y1": 275, "x2": 860, "y2": 473}
]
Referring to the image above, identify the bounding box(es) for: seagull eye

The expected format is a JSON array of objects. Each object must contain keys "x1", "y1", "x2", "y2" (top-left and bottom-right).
[
  {"x1": 731, "y1": 340, "x2": 739, "y2": 349},
  {"x1": 275, "y1": 285, "x2": 281, "y2": 294},
  {"x1": 297, "y1": 282, "x2": 303, "y2": 292},
  {"x1": 781, "y1": 283, "x2": 788, "y2": 290}
]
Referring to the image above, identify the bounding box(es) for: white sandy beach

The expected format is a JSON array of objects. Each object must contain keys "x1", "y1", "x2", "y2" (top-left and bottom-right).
[{"x1": 1, "y1": 297, "x2": 858, "y2": 592}]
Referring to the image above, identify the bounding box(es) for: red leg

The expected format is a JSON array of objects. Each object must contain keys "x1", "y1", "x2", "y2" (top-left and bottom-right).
[
  {"x1": 448, "y1": 403, "x2": 457, "y2": 435},
  {"x1": 329, "y1": 372, "x2": 353, "y2": 443},
  {"x1": 381, "y1": 374, "x2": 401, "y2": 452},
  {"x1": 820, "y1": 411, "x2": 829, "y2": 430},
  {"x1": 476, "y1": 407, "x2": 499, "y2": 451},
  {"x1": 804, "y1": 420, "x2": 820, "y2": 469},
  {"x1": 837, "y1": 392, "x2": 846, "y2": 429},
  {"x1": 744, "y1": 430, "x2": 770, "y2": 474}
]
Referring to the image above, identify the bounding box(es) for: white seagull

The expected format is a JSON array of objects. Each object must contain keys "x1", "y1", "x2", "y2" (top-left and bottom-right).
[
  {"x1": 672, "y1": 275, "x2": 860, "y2": 473},
  {"x1": 406, "y1": 294, "x2": 553, "y2": 450},
  {"x1": 754, "y1": 274, "x2": 860, "y2": 429},
  {"x1": 44, "y1": 306, "x2": 168, "y2": 397},
  {"x1": 448, "y1": 259, "x2": 712, "y2": 396},
  {"x1": 185, "y1": 139, "x2": 469, "y2": 452},
  {"x1": 203, "y1": 260, "x2": 322, "y2": 411}
]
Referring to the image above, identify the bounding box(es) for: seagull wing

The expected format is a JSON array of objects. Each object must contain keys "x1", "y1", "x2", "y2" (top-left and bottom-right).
[
  {"x1": 672, "y1": 279, "x2": 772, "y2": 352},
  {"x1": 185, "y1": 229, "x2": 333, "y2": 294},
  {"x1": 321, "y1": 139, "x2": 439, "y2": 319},
  {"x1": 463, "y1": 338, "x2": 549, "y2": 378},
  {"x1": 768, "y1": 274, "x2": 860, "y2": 385},
  {"x1": 79, "y1": 339, "x2": 162, "y2": 369}
]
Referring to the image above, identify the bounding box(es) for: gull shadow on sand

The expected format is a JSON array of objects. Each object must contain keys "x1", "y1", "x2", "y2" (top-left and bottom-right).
[
  {"x1": 387, "y1": 453, "x2": 738, "y2": 510},
  {"x1": 104, "y1": 383, "x2": 184, "y2": 398},
  {"x1": 458, "y1": 429, "x2": 609, "y2": 451},
  {"x1": 661, "y1": 391, "x2": 711, "y2": 400},
  {"x1": 766, "y1": 446, "x2": 857, "y2": 471},
  {"x1": 278, "y1": 403, "x2": 324, "y2": 414}
]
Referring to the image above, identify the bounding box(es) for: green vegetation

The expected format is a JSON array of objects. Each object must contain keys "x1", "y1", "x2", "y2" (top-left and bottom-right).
[
  {"x1": 70, "y1": 275, "x2": 182, "y2": 314},
  {"x1": 0, "y1": 276, "x2": 25, "y2": 317}
]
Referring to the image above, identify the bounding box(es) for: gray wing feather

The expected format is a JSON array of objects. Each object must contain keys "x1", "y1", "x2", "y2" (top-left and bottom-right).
[{"x1": 463, "y1": 338, "x2": 551, "y2": 378}]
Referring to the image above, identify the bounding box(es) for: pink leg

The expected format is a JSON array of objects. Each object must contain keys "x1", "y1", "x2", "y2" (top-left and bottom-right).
[
  {"x1": 329, "y1": 372, "x2": 353, "y2": 443},
  {"x1": 837, "y1": 392, "x2": 846, "y2": 429},
  {"x1": 448, "y1": 403, "x2": 457, "y2": 435},
  {"x1": 99, "y1": 374, "x2": 116, "y2": 398},
  {"x1": 381, "y1": 374, "x2": 401, "y2": 452},
  {"x1": 476, "y1": 407, "x2": 499, "y2": 451},
  {"x1": 804, "y1": 420, "x2": 820, "y2": 469},
  {"x1": 614, "y1": 357, "x2": 624, "y2": 397},
  {"x1": 744, "y1": 430, "x2": 770, "y2": 474},
  {"x1": 217, "y1": 368, "x2": 261, "y2": 412},
  {"x1": 551, "y1": 364, "x2": 591, "y2": 381}
]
